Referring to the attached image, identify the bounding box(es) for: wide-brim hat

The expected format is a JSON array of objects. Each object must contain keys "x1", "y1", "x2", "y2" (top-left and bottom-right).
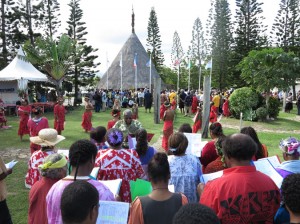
[{"x1": 30, "y1": 128, "x2": 65, "y2": 146}]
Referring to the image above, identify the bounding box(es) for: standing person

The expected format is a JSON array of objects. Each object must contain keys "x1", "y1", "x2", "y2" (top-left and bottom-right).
[
  {"x1": 168, "y1": 133, "x2": 201, "y2": 203},
  {"x1": 81, "y1": 96, "x2": 94, "y2": 133},
  {"x1": 54, "y1": 97, "x2": 66, "y2": 135},
  {"x1": 191, "y1": 91, "x2": 198, "y2": 114},
  {"x1": 297, "y1": 92, "x2": 300, "y2": 115},
  {"x1": 209, "y1": 102, "x2": 217, "y2": 123},
  {"x1": 131, "y1": 103, "x2": 139, "y2": 119},
  {"x1": 17, "y1": 99, "x2": 31, "y2": 141},
  {"x1": 160, "y1": 90, "x2": 168, "y2": 105},
  {"x1": 95, "y1": 128, "x2": 145, "y2": 202},
  {"x1": 199, "y1": 134, "x2": 280, "y2": 223},
  {"x1": 138, "y1": 89, "x2": 144, "y2": 107},
  {"x1": 162, "y1": 102, "x2": 175, "y2": 152},
  {"x1": 285, "y1": 92, "x2": 293, "y2": 113},
  {"x1": 46, "y1": 139, "x2": 115, "y2": 224},
  {"x1": 93, "y1": 89, "x2": 102, "y2": 113},
  {"x1": 102, "y1": 90, "x2": 107, "y2": 112},
  {"x1": 27, "y1": 107, "x2": 49, "y2": 154},
  {"x1": 212, "y1": 92, "x2": 221, "y2": 115},
  {"x1": 28, "y1": 153, "x2": 67, "y2": 224},
  {"x1": 107, "y1": 109, "x2": 121, "y2": 130},
  {"x1": 169, "y1": 90, "x2": 176, "y2": 105},
  {"x1": 128, "y1": 153, "x2": 188, "y2": 224},
  {"x1": 184, "y1": 92, "x2": 193, "y2": 117},
  {"x1": 0, "y1": 156, "x2": 13, "y2": 224},
  {"x1": 222, "y1": 94, "x2": 231, "y2": 117},
  {"x1": 192, "y1": 106, "x2": 202, "y2": 133},
  {"x1": 179, "y1": 89, "x2": 186, "y2": 114},
  {"x1": 144, "y1": 90, "x2": 153, "y2": 113},
  {"x1": 25, "y1": 128, "x2": 65, "y2": 189}
]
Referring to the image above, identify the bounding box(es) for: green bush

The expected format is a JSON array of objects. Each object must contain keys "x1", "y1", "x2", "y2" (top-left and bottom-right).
[
  {"x1": 229, "y1": 87, "x2": 259, "y2": 119},
  {"x1": 256, "y1": 107, "x2": 268, "y2": 121},
  {"x1": 243, "y1": 109, "x2": 258, "y2": 121},
  {"x1": 267, "y1": 96, "x2": 280, "y2": 118}
]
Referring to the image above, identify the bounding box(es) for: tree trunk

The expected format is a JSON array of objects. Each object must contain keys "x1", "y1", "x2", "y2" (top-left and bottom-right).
[
  {"x1": 201, "y1": 74, "x2": 211, "y2": 138},
  {"x1": 73, "y1": 65, "x2": 79, "y2": 106},
  {"x1": 1, "y1": 0, "x2": 8, "y2": 67}
]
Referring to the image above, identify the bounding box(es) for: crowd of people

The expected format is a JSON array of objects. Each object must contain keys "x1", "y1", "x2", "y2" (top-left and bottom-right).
[{"x1": 1, "y1": 87, "x2": 300, "y2": 224}]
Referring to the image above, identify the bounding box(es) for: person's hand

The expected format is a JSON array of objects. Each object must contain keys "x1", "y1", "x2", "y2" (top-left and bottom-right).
[
  {"x1": 197, "y1": 183, "x2": 205, "y2": 197},
  {"x1": 6, "y1": 168, "x2": 12, "y2": 175}
]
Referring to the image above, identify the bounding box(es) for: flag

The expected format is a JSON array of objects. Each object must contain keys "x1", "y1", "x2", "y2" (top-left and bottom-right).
[
  {"x1": 187, "y1": 59, "x2": 191, "y2": 69},
  {"x1": 133, "y1": 53, "x2": 137, "y2": 67},
  {"x1": 174, "y1": 59, "x2": 180, "y2": 66},
  {"x1": 119, "y1": 53, "x2": 122, "y2": 67},
  {"x1": 205, "y1": 59, "x2": 212, "y2": 69},
  {"x1": 146, "y1": 59, "x2": 151, "y2": 67}
]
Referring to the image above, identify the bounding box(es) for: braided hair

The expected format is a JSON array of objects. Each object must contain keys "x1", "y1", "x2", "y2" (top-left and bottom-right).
[
  {"x1": 135, "y1": 128, "x2": 148, "y2": 156},
  {"x1": 69, "y1": 139, "x2": 97, "y2": 181}
]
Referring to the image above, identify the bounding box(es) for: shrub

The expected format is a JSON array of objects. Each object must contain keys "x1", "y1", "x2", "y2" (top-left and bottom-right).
[
  {"x1": 243, "y1": 109, "x2": 258, "y2": 121},
  {"x1": 267, "y1": 96, "x2": 280, "y2": 118},
  {"x1": 229, "y1": 87, "x2": 259, "y2": 119},
  {"x1": 256, "y1": 107, "x2": 268, "y2": 121}
]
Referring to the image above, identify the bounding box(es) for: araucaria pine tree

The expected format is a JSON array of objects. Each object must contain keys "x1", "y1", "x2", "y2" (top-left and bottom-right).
[
  {"x1": 66, "y1": 0, "x2": 99, "y2": 106},
  {"x1": 146, "y1": 7, "x2": 164, "y2": 73},
  {"x1": 39, "y1": 0, "x2": 61, "y2": 37}
]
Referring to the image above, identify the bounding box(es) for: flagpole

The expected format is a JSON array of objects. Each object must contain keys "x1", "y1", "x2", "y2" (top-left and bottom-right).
[
  {"x1": 135, "y1": 53, "x2": 137, "y2": 92},
  {"x1": 210, "y1": 58, "x2": 212, "y2": 84},
  {"x1": 106, "y1": 52, "x2": 109, "y2": 91},
  {"x1": 149, "y1": 52, "x2": 152, "y2": 93},
  {"x1": 188, "y1": 57, "x2": 191, "y2": 91},
  {"x1": 120, "y1": 52, "x2": 123, "y2": 92}
]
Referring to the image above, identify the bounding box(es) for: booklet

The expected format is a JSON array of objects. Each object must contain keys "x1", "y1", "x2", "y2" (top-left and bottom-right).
[
  {"x1": 90, "y1": 167, "x2": 100, "y2": 179},
  {"x1": 99, "y1": 179, "x2": 122, "y2": 196},
  {"x1": 97, "y1": 201, "x2": 129, "y2": 224},
  {"x1": 5, "y1": 160, "x2": 18, "y2": 169},
  {"x1": 183, "y1": 133, "x2": 207, "y2": 157},
  {"x1": 257, "y1": 155, "x2": 281, "y2": 168},
  {"x1": 200, "y1": 170, "x2": 224, "y2": 184}
]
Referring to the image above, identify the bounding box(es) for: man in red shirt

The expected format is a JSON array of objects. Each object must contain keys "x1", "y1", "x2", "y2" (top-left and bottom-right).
[{"x1": 199, "y1": 133, "x2": 280, "y2": 224}]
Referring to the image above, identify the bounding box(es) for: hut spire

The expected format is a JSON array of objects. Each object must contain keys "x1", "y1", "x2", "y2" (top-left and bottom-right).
[{"x1": 131, "y1": 6, "x2": 135, "y2": 33}]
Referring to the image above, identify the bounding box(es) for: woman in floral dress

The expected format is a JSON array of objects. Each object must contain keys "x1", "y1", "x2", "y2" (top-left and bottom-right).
[{"x1": 95, "y1": 128, "x2": 145, "y2": 202}]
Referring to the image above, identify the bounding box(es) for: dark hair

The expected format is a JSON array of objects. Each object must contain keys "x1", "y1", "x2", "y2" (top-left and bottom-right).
[
  {"x1": 168, "y1": 132, "x2": 188, "y2": 156},
  {"x1": 209, "y1": 122, "x2": 224, "y2": 137},
  {"x1": 135, "y1": 128, "x2": 148, "y2": 156},
  {"x1": 173, "y1": 203, "x2": 220, "y2": 224},
  {"x1": 147, "y1": 153, "x2": 170, "y2": 184},
  {"x1": 33, "y1": 106, "x2": 43, "y2": 116},
  {"x1": 240, "y1": 126, "x2": 265, "y2": 159},
  {"x1": 178, "y1": 123, "x2": 192, "y2": 133},
  {"x1": 222, "y1": 134, "x2": 257, "y2": 161},
  {"x1": 105, "y1": 128, "x2": 123, "y2": 148},
  {"x1": 69, "y1": 139, "x2": 97, "y2": 181},
  {"x1": 90, "y1": 126, "x2": 107, "y2": 143},
  {"x1": 61, "y1": 181, "x2": 99, "y2": 223},
  {"x1": 282, "y1": 173, "x2": 300, "y2": 214}
]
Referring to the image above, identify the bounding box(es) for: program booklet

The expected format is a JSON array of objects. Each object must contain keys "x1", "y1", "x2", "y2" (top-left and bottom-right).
[{"x1": 97, "y1": 201, "x2": 129, "y2": 224}]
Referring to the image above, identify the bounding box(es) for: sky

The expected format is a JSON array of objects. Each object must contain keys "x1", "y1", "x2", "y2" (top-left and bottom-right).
[{"x1": 59, "y1": 0, "x2": 280, "y2": 75}]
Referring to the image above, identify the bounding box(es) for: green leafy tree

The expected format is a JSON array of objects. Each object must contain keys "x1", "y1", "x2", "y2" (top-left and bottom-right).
[
  {"x1": 22, "y1": 34, "x2": 78, "y2": 96},
  {"x1": 66, "y1": 0, "x2": 99, "y2": 105},
  {"x1": 146, "y1": 7, "x2": 164, "y2": 73},
  {"x1": 211, "y1": 0, "x2": 233, "y2": 90}
]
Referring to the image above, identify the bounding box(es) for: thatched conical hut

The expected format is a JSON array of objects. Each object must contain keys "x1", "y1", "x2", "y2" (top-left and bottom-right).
[{"x1": 98, "y1": 9, "x2": 160, "y2": 90}]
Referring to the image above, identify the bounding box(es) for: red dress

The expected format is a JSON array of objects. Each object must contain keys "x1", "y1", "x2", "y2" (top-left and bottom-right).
[
  {"x1": 159, "y1": 104, "x2": 166, "y2": 120},
  {"x1": 171, "y1": 100, "x2": 177, "y2": 110},
  {"x1": 191, "y1": 96, "x2": 198, "y2": 114},
  {"x1": 203, "y1": 156, "x2": 225, "y2": 174},
  {"x1": 162, "y1": 120, "x2": 173, "y2": 151},
  {"x1": 222, "y1": 99, "x2": 230, "y2": 117},
  {"x1": 18, "y1": 105, "x2": 31, "y2": 136},
  {"x1": 192, "y1": 112, "x2": 202, "y2": 133},
  {"x1": 95, "y1": 148, "x2": 145, "y2": 202},
  {"x1": 27, "y1": 117, "x2": 49, "y2": 154},
  {"x1": 107, "y1": 120, "x2": 117, "y2": 130},
  {"x1": 200, "y1": 140, "x2": 218, "y2": 171},
  {"x1": 81, "y1": 111, "x2": 92, "y2": 131},
  {"x1": 209, "y1": 109, "x2": 217, "y2": 123},
  {"x1": 25, "y1": 150, "x2": 55, "y2": 188},
  {"x1": 54, "y1": 104, "x2": 65, "y2": 132}
]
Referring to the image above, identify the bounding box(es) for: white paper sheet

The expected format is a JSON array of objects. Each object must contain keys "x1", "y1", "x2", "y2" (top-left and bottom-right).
[
  {"x1": 57, "y1": 149, "x2": 69, "y2": 158},
  {"x1": 258, "y1": 156, "x2": 281, "y2": 168},
  {"x1": 97, "y1": 201, "x2": 129, "y2": 224},
  {"x1": 183, "y1": 133, "x2": 206, "y2": 157},
  {"x1": 5, "y1": 160, "x2": 18, "y2": 169},
  {"x1": 200, "y1": 170, "x2": 224, "y2": 184},
  {"x1": 254, "y1": 160, "x2": 283, "y2": 188},
  {"x1": 99, "y1": 179, "x2": 122, "y2": 196},
  {"x1": 90, "y1": 167, "x2": 100, "y2": 179}
]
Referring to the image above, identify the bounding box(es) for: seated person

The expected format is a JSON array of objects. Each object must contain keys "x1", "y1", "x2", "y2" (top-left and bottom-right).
[
  {"x1": 199, "y1": 134, "x2": 280, "y2": 223},
  {"x1": 128, "y1": 153, "x2": 188, "y2": 224},
  {"x1": 61, "y1": 181, "x2": 99, "y2": 224}
]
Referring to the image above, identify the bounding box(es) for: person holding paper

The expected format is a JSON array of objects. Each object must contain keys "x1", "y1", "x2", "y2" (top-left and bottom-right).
[
  {"x1": 162, "y1": 102, "x2": 175, "y2": 151},
  {"x1": 95, "y1": 128, "x2": 145, "y2": 202},
  {"x1": 276, "y1": 137, "x2": 300, "y2": 178},
  {"x1": 199, "y1": 134, "x2": 280, "y2": 224},
  {"x1": 17, "y1": 99, "x2": 31, "y2": 141},
  {"x1": 25, "y1": 128, "x2": 65, "y2": 189},
  {"x1": 200, "y1": 122, "x2": 225, "y2": 171},
  {"x1": 0, "y1": 156, "x2": 13, "y2": 224},
  {"x1": 46, "y1": 139, "x2": 115, "y2": 224},
  {"x1": 28, "y1": 153, "x2": 67, "y2": 224},
  {"x1": 168, "y1": 132, "x2": 201, "y2": 203},
  {"x1": 129, "y1": 153, "x2": 188, "y2": 224},
  {"x1": 61, "y1": 181, "x2": 99, "y2": 224}
]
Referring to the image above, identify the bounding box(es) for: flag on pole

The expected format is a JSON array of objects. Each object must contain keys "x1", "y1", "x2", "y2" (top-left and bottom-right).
[
  {"x1": 205, "y1": 59, "x2": 212, "y2": 69},
  {"x1": 119, "y1": 53, "x2": 122, "y2": 67},
  {"x1": 187, "y1": 58, "x2": 191, "y2": 69},
  {"x1": 133, "y1": 53, "x2": 137, "y2": 67}
]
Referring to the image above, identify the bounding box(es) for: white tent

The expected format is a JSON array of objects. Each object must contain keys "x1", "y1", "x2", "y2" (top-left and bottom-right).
[
  {"x1": 0, "y1": 47, "x2": 48, "y2": 83},
  {"x1": 0, "y1": 47, "x2": 48, "y2": 104}
]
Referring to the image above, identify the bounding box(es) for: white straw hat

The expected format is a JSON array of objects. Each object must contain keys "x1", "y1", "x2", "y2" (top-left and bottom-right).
[{"x1": 30, "y1": 128, "x2": 65, "y2": 146}]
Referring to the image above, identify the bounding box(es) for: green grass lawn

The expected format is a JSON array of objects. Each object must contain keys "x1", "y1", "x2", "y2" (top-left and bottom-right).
[{"x1": 1, "y1": 106, "x2": 300, "y2": 223}]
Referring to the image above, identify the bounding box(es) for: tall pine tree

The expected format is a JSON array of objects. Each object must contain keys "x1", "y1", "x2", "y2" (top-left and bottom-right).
[
  {"x1": 66, "y1": 0, "x2": 99, "y2": 105},
  {"x1": 39, "y1": 0, "x2": 61, "y2": 37},
  {"x1": 146, "y1": 7, "x2": 164, "y2": 74},
  {"x1": 171, "y1": 31, "x2": 185, "y2": 90},
  {"x1": 211, "y1": 0, "x2": 233, "y2": 90}
]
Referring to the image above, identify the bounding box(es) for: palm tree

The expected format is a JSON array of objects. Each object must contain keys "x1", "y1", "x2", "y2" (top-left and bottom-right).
[{"x1": 20, "y1": 34, "x2": 79, "y2": 96}]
